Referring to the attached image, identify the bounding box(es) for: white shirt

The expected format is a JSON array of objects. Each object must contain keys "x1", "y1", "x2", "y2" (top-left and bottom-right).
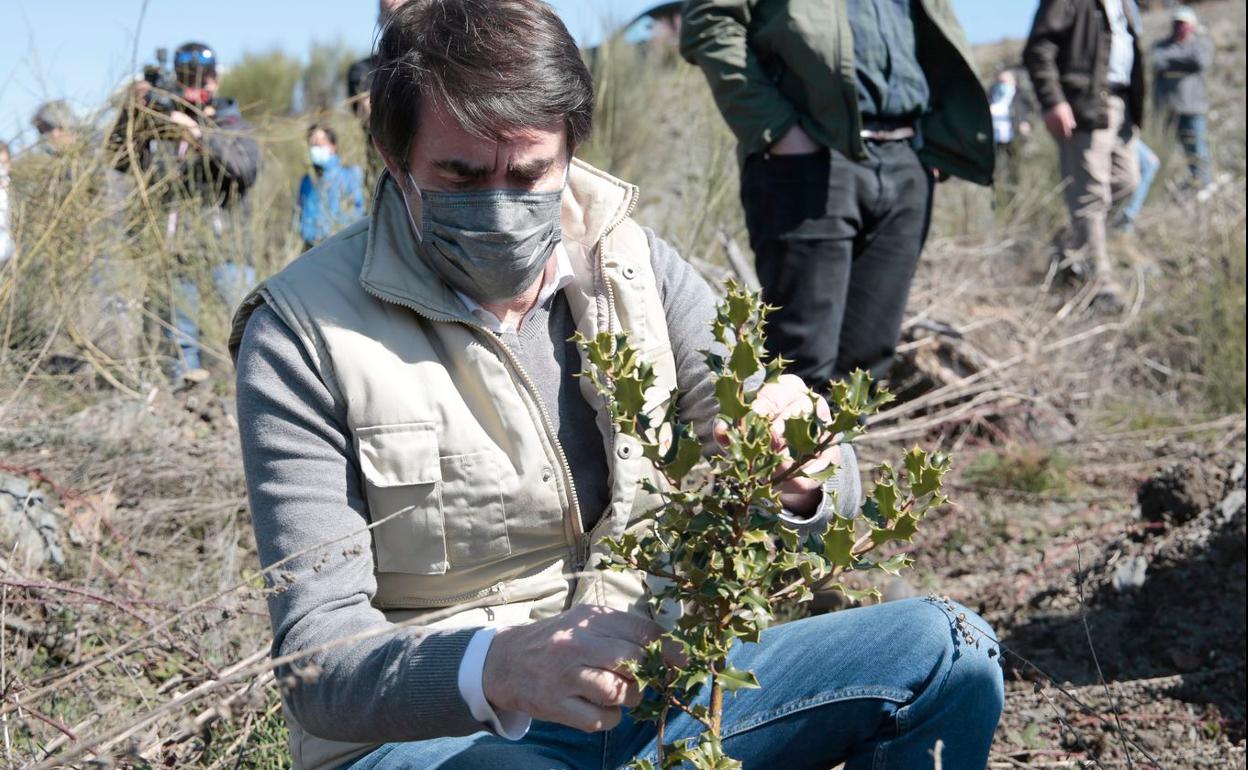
[
  {"x1": 989, "y1": 83, "x2": 1017, "y2": 145},
  {"x1": 1106, "y1": 0, "x2": 1136, "y2": 87},
  {"x1": 457, "y1": 626, "x2": 530, "y2": 739},
  {"x1": 449, "y1": 244, "x2": 577, "y2": 741},
  {"x1": 0, "y1": 170, "x2": 13, "y2": 264}
]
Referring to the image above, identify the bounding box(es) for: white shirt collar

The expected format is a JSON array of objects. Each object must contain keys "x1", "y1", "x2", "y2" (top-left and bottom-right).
[{"x1": 453, "y1": 241, "x2": 575, "y2": 335}]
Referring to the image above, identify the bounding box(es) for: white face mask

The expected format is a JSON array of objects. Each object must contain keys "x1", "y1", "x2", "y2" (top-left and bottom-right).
[{"x1": 309, "y1": 145, "x2": 335, "y2": 168}]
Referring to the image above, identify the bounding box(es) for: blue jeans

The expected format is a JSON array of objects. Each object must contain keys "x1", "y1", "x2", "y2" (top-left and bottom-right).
[
  {"x1": 342, "y1": 598, "x2": 1005, "y2": 770},
  {"x1": 1120, "y1": 140, "x2": 1160, "y2": 227},
  {"x1": 171, "y1": 262, "x2": 256, "y2": 375},
  {"x1": 1176, "y1": 114, "x2": 1213, "y2": 187}
]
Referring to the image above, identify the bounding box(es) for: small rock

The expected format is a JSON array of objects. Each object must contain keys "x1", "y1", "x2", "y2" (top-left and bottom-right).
[
  {"x1": 0, "y1": 472, "x2": 66, "y2": 571},
  {"x1": 881, "y1": 576, "x2": 919, "y2": 603},
  {"x1": 1111, "y1": 555, "x2": 1148, "y2": 592},
  {"x1": 1219, "y1": 489, "x2": 1246, "y2": 523},
  {"x1": 1025, "y1": 403, "x2": 1078, "y2": 446}
]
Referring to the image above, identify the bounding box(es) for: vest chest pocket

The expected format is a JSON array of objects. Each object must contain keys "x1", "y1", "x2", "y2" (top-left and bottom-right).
[{"x1": 357, "y1": 423, "x2": 512, "y2": 576}]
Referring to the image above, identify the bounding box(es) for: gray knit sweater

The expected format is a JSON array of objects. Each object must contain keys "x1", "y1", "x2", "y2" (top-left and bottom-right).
[{"x1": 234, "y1": 229, "x2": 860, "y2": 744}]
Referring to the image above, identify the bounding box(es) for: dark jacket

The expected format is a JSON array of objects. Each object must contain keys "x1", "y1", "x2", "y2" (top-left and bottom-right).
[
  {"x1": 680, "y1": 0, "x2": 995, "y2": 185},
  {"x1": 109, "y1": 97, "x2": 261, "y2": 260},
  {"x1": 1151, "y1": 34, "x2": 1213, "y2": 116},
  {"x1": 1023, "y1": 0, "x2": 1146, "y2": 131},
  {"x1": 109, "y1": 97, "x2": 260, "y2": 208}
]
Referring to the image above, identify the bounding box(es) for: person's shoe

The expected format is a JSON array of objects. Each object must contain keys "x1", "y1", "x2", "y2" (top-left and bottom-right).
[
  {"x1": 1090, "y1": 280, "x2": 1127, "y2": 315},
  {"x1": 180, "y1": 368, "x2": 211, "y2": 386}
]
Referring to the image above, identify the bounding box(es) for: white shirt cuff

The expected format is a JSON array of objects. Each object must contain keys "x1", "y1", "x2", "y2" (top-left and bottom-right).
[{"x1": 457, "y1": 627, "x2": 531, "y2": 740}]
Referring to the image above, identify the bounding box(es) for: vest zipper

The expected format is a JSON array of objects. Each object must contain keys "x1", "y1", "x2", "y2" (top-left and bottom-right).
[
  {"x1": 479, "y1": 325, "x2": 589, "y2": 559},
  {"x1": 356, "y1": 284, "x2": 588, "y2": 571},
  {"x1": 596, "y1": 185, "x2": 639, "y2": 336},
  {"x1": 385, "y1": 582, "x2": 504, "y2": 608},
  {"x1": 574, "y1": 185, "x2": 640, "y2": 574}
]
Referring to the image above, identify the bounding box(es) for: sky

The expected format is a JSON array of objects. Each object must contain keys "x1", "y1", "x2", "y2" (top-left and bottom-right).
[{"x1": 0, "y1": 0, "x2": 1036, "y2": 149}]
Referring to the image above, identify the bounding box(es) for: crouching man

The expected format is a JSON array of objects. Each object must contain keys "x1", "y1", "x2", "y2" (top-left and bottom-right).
[{"x1": 231, "y1": 2, "x2": 1004, "y2": 768}]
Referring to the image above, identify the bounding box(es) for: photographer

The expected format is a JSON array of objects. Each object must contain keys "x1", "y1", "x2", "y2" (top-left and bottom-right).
[{"x1": 109, "y1": 41, "x2": 261, "y2": 383}]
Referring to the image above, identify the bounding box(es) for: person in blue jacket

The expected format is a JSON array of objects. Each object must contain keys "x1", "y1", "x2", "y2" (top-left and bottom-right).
[{"x1": 298, "y1": 124, "x2": 365, "y2": 249}]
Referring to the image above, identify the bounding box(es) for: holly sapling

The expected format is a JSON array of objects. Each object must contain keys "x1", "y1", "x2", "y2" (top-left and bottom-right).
[{"x1": 575, "y1": 282, "x2": 950, "y2": 770}]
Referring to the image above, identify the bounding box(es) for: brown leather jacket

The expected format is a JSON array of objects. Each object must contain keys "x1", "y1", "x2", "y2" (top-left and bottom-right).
[{"x1": 1023, "y1": 0, "x2": 1146, "y2": 131}]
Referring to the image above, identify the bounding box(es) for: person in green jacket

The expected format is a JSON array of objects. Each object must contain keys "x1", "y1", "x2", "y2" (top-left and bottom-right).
[{"x1": 681, "y1": 0, "x2": 993, "y2": 391}]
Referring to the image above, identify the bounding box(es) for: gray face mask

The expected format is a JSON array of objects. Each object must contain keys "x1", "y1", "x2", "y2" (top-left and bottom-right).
[{"x1": 400, "y1": 173, "x2": 564, "y2": 303}]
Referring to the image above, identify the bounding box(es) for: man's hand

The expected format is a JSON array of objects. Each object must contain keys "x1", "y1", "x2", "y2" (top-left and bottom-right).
[
  {"x1": 1043, "y1": 102, "x2": 1076, "y2": 140},
  {"x1": 715, "y1": 374, "x2": 842, "y2": 517},
  {"x1": 769, "y1": 124, "x2": 821, "y2": 156},
  {"x1": 482, "y1": 605, "x2": 660, "y2": 732},
  {"x1": 167, "y1": 110, "x2": 203, "y2": 140},
  {"x1": 130, "y1": 80, "x2": 153, "y2": 103}
]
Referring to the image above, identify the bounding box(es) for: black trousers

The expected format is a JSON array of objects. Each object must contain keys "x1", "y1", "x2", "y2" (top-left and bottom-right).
[{"x1": 741, "y1": 142, "x2": 934, "y2": 390}]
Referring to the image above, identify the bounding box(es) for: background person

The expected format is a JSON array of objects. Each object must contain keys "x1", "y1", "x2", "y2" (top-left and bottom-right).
[
  {"x1": 1117, "y1": 139, "x2": 1160, "y2": 234},
  {"x1": 1151, "y1": 5, "x2": 1215, "y2": 193},
  {"x1": 989, "y1": 69, "x2": 1033, "y2": 202},
  {"x1": 297, "y1": 124, "x2": 365, "y2": 249},
  {"x1": 680, "y1": 0, "x2": 994, "y2": 391},
  {"x1": 0, "y1": 141, "x2": 12, "y2": 265},
  {"x1": 1025, "y1": 0, "x2": 1145, "y2": 308},
  {"x1": 25, "y1": 100, "x2": 140, "y2": 366},
  {"x1": 108, "y1": 41, "x2": 260, "y2": 383},
  {"x1": 31, "y1": 100, "x2": 78, "y2": 155}
]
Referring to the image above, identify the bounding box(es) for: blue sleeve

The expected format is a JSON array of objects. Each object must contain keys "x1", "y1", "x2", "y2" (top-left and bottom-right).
[
  {"x1": 298, "y1": 175, "x2": 318, "y2": 244},
  {"x1": 350, "y1": 167, "x2": 366, "y2": 218}
]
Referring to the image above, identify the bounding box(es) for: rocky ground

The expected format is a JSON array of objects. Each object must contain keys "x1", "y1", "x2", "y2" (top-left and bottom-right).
[{"x1": 964, "y1": 459, "x2": 1245, "y2": 768}]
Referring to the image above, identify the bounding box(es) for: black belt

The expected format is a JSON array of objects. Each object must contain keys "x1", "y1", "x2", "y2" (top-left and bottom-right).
[
  {"x1": 1109, "y1": 83, "x2": 1131, "y2": 98},
  {"x1": 861, "y1": 117, "x2": 917, "y2": 133}
]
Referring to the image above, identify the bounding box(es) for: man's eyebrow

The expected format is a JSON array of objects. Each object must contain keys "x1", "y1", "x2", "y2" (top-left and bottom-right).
[
  {"x1": 432, "y1": 158, "x2": 491, "y2": 178},
  {"x1": 508, "y1": 157, "x2": 557, "y2": 178}
]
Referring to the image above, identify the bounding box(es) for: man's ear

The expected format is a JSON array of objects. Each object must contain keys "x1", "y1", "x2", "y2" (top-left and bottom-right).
[{"x1": 374, "y1": 137, "x2": 406, "y2": 182}]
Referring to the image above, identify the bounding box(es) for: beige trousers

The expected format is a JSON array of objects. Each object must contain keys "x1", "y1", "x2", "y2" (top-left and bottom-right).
[{"x1": 1059, "y1": 95, "x2": 1140, "y2": 276}]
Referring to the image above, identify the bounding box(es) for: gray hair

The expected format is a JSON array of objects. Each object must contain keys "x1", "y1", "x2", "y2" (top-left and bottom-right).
[{"x1": 32, "y1": 100, "x2": 75, "y2": 132}]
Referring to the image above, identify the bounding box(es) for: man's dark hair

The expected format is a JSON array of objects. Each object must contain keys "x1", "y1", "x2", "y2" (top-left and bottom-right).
[
  {"x1": 308, "y1": 123, "x2": 339, "y2": 146},
  {"x1": 369, "y1": 0, "x2": 593, "y2": 168}
]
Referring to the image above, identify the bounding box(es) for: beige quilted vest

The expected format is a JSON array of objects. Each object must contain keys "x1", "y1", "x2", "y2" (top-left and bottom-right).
[{"x1": 231, "y1": 160, "x2": 678, "y2": 770}]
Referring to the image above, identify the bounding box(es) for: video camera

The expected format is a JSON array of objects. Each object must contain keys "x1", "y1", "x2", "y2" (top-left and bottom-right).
[{"x1": 142, "y1": 48, "x2": 181, "y2": 114}]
